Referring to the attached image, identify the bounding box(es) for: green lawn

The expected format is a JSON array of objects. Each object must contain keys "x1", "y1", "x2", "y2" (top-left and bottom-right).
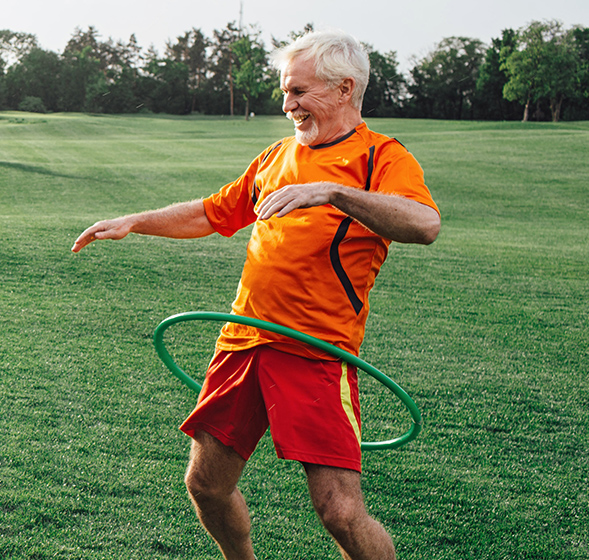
[{"x1": 1, "y1": 112, "x2": 587, "y2": 559}]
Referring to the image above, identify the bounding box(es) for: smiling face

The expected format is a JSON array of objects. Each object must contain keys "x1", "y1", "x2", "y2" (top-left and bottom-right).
[{"x1": 280, "y1": 56, "x2": 360, "y2": 146}]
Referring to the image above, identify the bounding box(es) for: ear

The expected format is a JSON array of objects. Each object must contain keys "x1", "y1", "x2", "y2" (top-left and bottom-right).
[{"x1": 338, "y1": 77, "x2": 355, "y2": 104}]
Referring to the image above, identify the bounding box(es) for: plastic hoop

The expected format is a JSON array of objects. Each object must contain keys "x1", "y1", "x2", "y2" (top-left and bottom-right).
[{"x1": 153, "y1": 311, "x2": 422, "y2": 451}]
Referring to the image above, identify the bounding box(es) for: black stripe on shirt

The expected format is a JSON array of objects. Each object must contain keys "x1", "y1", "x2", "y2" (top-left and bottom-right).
[
  {"x1": 365, "y1": 145, "x2": 375, "y2": 191},
  {"x1": 329, "y1": 217, "x2": 364, "y2": 315}
]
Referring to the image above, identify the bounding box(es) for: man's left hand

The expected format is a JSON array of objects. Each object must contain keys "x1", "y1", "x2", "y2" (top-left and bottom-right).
[{"x1": 256, "y1": 183, "x2": 336, "y2": 220}]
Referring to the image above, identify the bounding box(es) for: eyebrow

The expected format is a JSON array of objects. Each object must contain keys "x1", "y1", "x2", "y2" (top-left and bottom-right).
[
  {"x1": 281, "y1": 78, "x2": 307, "y2": 93},
  {"x1": 284, "y1": 86, "x2": 305, "y2": 94}
]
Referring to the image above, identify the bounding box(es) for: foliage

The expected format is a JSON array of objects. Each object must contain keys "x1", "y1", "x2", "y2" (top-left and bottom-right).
[
  {"x1": 407, "y1": 37, "x2": 486, "y2": 120},
  {"x1": 0, "y1": 112, "x2": 587, "y2": 559},
  {"x1": 475, "y1": 29, "x2": 521, "y2": 120},
  {"x1": 502, "y1": 20, "x2": 581, "y2": 122},
  {"x1": 231, "y1": 27, "x2": 273, "y2": 119},
  {"x1": 166, "y1": 28, "x2": 208, "y2": 113},
  {"x1": 0, "y1": 29, "x2": 38, "y2": 67},
  {"x1": 0, "y1": 20, "x2": 587, "y2": 120},
  {"x1": 565, "y1": 27, "x2": 589, "y2": 120},
  {"x1": 142, "y1": 58, "x2": 191, "y2": 115},
  {"x1": 363, "y1": 46, "x2": 405, "y2": 117},
  {"x1": 4, "y1": 48, "x2": 62, "y2": 112},
  {"x1": 207, "y1": 22, "x2": 242, "y2": 116},
  {"x1": 17, "y1": 95, "x2": 46, "y2": 113}
]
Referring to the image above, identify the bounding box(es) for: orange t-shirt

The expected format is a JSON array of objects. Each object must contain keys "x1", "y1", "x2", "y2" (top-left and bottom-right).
[{"x1": 202, "y1": 122, "x2": 439, "y2": 359}]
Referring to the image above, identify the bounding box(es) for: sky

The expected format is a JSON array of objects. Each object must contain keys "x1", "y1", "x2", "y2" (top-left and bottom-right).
[{"x1": 3, "y1": 0, "x2": 589, "y2": 72}]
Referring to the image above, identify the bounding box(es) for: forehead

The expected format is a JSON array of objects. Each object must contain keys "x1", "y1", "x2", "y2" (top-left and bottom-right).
[{"x1": 280, "y1": 56, "x2": 322, "y2": 88}]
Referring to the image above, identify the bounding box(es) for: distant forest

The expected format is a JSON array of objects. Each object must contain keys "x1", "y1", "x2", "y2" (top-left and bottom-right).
[{"x1": 1, "y1": 20, "x2": 588, "y2": 121}]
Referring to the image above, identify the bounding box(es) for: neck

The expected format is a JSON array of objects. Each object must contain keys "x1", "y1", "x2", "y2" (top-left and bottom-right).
[{"x1": 317, "y1": 109, "x2": 363, "y2": 145}]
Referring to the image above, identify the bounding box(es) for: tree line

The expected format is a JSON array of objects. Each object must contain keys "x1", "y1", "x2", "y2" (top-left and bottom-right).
[{"x1": 1, "y1": 19, "x2": 587, "y2": 121}]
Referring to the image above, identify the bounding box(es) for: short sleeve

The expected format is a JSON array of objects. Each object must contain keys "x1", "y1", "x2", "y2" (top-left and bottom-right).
[
  {"x1": 202, "y1": 148, "x2": 270, "y2": 237},
  {"x1": 373, "y1": 141, "x2": 439, "y2": 215}
]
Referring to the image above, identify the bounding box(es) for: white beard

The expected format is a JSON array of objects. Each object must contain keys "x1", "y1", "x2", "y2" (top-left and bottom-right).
[{"x1": 288, "y1": 113, "x2": 319, "y2": 146}]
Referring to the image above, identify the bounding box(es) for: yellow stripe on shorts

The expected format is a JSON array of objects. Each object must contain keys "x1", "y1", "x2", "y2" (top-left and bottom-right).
[{"x1": 340, "y1": 362, "x2": 361, "y2": 444}]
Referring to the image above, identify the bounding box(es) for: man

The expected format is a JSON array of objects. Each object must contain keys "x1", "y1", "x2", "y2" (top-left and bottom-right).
[{"x1": 73, "y1": 30, "x2": 440, "y2": 560}]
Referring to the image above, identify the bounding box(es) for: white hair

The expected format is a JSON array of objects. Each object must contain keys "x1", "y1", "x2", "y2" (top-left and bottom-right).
[{"x1": 271, "y1": 29, "x2": 370, "y2": 110}]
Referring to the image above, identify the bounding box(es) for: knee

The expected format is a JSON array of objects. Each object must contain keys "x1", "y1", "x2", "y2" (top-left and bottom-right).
[
  {"x1": 184, "y1": 433, "x2": 245, "y2": 504},
  {"x1": 184, "y1": 460, "x2": 233, "y2": 503},
  {"x1": 315, "y1": 495, "x2": 363, "y2": 538},
  {"x1": 184, "y1": 461, "x2": 205, "y2": 499}
]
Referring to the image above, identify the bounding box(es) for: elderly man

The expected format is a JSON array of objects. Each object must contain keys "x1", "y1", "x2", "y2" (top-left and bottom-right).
[{"x1": 73, "y1": 30, "x2": 440, "y2": 560}]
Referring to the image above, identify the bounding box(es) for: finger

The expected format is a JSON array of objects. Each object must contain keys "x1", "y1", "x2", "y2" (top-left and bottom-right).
[
  {"x1": 71, "y1": 225, "x2": 101, "y2": 253},
  {"x1": 275, "y1": 199, "x2": 302, "y2": 218},
  {"x1": 257, "y1": 186, "x2": 304, "y2": 219},
  {"x1": 256, "y1": 192, "x2": 282, "y2": 219},
  {"x1": 257, "y1": 194, "x2": 297, "y2": 220},
  {"x1": 71, "y1": 234, "x2": 95, "y2": 253}
]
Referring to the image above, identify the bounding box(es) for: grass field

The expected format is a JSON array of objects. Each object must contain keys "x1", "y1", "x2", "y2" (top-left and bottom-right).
[{"x1": 0, "y1": 112, "x2": 587, "y2": 560}]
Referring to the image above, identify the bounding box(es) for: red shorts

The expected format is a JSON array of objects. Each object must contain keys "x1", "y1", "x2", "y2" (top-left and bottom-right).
[{"x1": 179, "y1": 345, "x2": 362, "y2": 472}]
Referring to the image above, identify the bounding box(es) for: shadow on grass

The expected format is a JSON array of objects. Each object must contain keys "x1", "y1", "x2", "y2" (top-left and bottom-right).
[{"x1": 0, "y1": 161, "x2": 87, "y2": 180}]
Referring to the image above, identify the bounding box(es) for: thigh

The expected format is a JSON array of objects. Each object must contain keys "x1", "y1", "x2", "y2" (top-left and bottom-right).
[
  {"x1": 304, "y1": 463, "x2": 365, "y2": 515},
  {"x1": 186, "y1": 430, "x2": 247, "y2": 494}
]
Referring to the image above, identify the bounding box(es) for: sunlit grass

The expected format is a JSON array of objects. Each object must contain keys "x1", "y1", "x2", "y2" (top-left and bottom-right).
[{"x1": 1, "y1": 112, "x2": 587, "y2": 559}]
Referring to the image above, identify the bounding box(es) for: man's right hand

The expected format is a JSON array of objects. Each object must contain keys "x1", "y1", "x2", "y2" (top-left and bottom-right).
[
  {"x1": 71, "y1": 200, "x2": 215, "y2": 253},
  {"x1": 71, "y1": 217, "x2": 133, "y2": 253}
]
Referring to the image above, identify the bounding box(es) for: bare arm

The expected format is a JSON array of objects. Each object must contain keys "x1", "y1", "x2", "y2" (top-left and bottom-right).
[
  {"x1": 71, "y1": 199, "x2": 215, "y2": 253},
  {"x1": 256, "y1": 183, "x2": 440, "y2": 244}
]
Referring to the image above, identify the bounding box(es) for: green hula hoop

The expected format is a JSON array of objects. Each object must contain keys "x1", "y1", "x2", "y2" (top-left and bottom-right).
[{"x1": 153, "y1": 311, "x2": 422, "y2": 451}]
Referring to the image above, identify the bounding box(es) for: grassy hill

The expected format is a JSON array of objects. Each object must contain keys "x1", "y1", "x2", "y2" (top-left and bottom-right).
[{"x1": 1, "y1": 112, "x2": 587, "y2": 559}]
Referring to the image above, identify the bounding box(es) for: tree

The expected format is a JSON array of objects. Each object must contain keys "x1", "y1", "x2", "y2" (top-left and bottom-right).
[
  {"x1": 502, "y1": 20, "x2": 581, "y2": 122},
  {"x1": 142, "y1": 58, "x2": 190, "y2": 114},
  {"x1": 59, "y1": 44, "x2": 104, "y2": 111},
  {"x1": 565, "y1": 26, "x2": 589, "y2": 119},
  {"x1": 0, "y1": 57, "x2": 5, "y2": 108},
  {"x1": 0, "y1": 30, "x2": 38, "y2": 68},
  {"x1": 231, "y1": 26, "x2": 270, "y2": 119},
  {"x1": 167, "y1": 28, "x2": 209, "y2": 112},
  {"x1": 60, "y1": 28, "x2": 148, "y2": 113},
  {"x1": 475, "y1": 29, "x2": 521, "y2": 120},
  {"x1": 4, "y1": 48, "x2": 63, "y2": 111},
  {"x1": 1, "y1": 31, "x2": 38, "y2": 108},
  {"x1": 99, "y1": 35, "x2": 144, "y2": 113},
  {"x1": 209, "y1": 23, "x2": 241, "y2": 115},
  {"x1": 542, "y1": 25, "x2": 581, "y2": 122},
  {"x1": 18, "y1": 95, "x2": 47, "y2": 113},
  {"x1": 362, "y1": 46, "x2": 405, "y2": 117},
  {"x1": 63, "y1": 27, "x2": 105, "y2": 68},
  {"x1": 60, "y1": 27, "x2": 106, "y2": 111},
  {"x1": 407, "y1": 37, "x2": 486, "y2": 119}
]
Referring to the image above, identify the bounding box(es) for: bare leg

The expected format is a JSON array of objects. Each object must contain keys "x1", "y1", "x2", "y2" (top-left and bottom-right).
[
  {"x1": 304, "y1": 463, "x2": 396, "y2": 560},
  {"x1": 184, "y1": 431, "x2": 256, "y2": 560}
]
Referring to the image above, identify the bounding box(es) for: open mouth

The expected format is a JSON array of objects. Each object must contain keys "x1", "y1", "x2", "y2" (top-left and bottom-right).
[{"x1": 289, "y1": 112, "x2": 311, "y2": 126}]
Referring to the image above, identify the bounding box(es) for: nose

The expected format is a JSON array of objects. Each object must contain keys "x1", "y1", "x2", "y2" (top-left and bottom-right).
[{"x1": 282, "y1": 92, "x2": 298, "y2": 114}]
